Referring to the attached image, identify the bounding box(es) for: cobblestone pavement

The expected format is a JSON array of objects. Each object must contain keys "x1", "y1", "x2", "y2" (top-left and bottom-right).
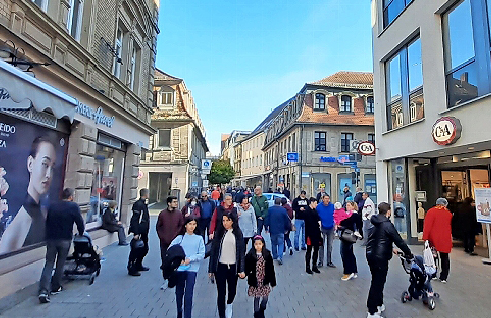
[{"x1": 1, "y1": 214, "x2": 491, "y2": 318}]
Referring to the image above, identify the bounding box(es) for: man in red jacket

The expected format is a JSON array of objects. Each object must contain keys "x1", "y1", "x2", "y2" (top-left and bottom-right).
[
  {"x1": 156, "y1": 196, "x2": 184, "y2": 268},
  {"x1": 423, "y1": 198, "x2": 453, "y2": 283}
]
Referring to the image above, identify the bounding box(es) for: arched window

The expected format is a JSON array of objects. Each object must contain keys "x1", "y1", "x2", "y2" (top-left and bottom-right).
[
  {"x1": 314, "y1": 93, "x2": 325, "y2": 111},
  {"x1": 340, "y1": 95, "x2": 352, "y2": 112}
]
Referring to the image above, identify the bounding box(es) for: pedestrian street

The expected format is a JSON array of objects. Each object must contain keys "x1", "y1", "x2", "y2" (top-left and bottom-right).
[{"x1": 1, "y1": 214, "x2": 490, "y2": 318}]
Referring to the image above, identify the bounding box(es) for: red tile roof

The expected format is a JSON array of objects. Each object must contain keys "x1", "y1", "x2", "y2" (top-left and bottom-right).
[{"x1": 310, "y1": 71, "x2": 373, "y2": 89}]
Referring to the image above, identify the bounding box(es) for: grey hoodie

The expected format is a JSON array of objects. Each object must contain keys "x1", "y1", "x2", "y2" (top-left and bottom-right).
[{"x1": 237, "y1": 205, "x2": 258, "y2": 238}]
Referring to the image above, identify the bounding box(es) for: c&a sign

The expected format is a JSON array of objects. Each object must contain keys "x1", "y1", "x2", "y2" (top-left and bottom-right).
[{"x1": 431, "y1": 117, "x2": 462, "y2": 146}]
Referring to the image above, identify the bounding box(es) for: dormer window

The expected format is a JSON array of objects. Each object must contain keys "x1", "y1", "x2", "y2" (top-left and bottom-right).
[
  {"x1": 340, "y1": 95, "x2": 352, "y2": 112},
  {"x1": 314, "y1": 93, "x2": 326, "y2": 111},
  {"x1": 158, "y1": 86, "x2": 174, "y2": 110}
]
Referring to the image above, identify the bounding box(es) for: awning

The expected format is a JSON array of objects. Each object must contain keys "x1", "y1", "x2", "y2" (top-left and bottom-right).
[{"x1": 0, "y1": 60, "x2": 77, "y2": 122}]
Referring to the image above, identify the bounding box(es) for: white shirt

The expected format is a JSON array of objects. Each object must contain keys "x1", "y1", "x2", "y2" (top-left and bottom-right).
[
  {"x1": 219, "y1": 229, "x2": 236, "y2": 265},
  {"x1": 362, "y1": 197, "x2": 376, "y2": 221}
]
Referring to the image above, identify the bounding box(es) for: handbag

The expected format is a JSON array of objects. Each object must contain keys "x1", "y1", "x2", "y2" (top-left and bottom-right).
[
  {"x1": 339, "y1": 229, "x2": 358, "y2": 243},
  {"x1": 205, "y1": 240, "x2": 213, "y2": 259}
]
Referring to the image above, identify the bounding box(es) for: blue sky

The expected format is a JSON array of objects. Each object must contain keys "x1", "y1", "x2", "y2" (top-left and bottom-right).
[{"x1": 156, "y1": 0, "x2": 373, "y2": 155}]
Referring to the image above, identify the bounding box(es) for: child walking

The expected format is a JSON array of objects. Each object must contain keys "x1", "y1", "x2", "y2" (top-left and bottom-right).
[{"x1": 244, "y1": 235, "x2": 276, "y2": 318}]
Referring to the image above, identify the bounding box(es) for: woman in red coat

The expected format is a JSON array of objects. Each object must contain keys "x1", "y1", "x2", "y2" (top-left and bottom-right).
[{"x1": 423, "y1": 198, "x2": 453, "y2": 282}]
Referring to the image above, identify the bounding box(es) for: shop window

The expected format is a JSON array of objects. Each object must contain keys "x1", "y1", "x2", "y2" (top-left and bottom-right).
[
  {"x1": 366, "y1": 96, "x2": 374, "y2": 114},
  {"x1": 385, "y1": 37, "x2": 424, "y2": 130},
  {"x1": 340, "y1": 95, "x2": 352, "y2": 112},
  {"x1": 340, "y1": 133, "x2": 353, "y2": 153},
  {"x1": 383, "y1": 0, "x2": 413, "y2": 28},
  {"x1": 314, "y1": 93, "x2": 325, "y2": 111},
  {"x1": 389, "y1": 159, "x2": 409, "y2": 238},
  {"x1": 158, "y1": 129, "x2": 171, "y2": 148},
  {"x1": 314, "y1": 132, "x2": 326, "y2": 151},
  {"x1": 67, "y1": 0, "x2": 83, "y2": 41}
]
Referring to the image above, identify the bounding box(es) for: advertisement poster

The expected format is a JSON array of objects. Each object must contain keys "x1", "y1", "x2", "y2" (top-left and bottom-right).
[
  {"x1": 474, "y1": 188, "x2": 491, "y2": 224},
  {"x1": 0, "y1": 113, "x2": 68, "y2": 255}
]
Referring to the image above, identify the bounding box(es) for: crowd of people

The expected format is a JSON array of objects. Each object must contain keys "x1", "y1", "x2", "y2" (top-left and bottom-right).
[{"x1": 36, "y1": 184, "x2": 465, "y2": 318}]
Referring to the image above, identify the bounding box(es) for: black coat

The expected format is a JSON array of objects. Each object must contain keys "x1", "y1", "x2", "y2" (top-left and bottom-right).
[
  {"x1": 208, "y1": 227, "x2": 245, "y2": 274},
  {"x1": 366, "y1": 214, "x2": 412, "y2": 264},
  {"x1": 162, "y1": 244, "x2": 186, "y2": 288},
  {"x1": 460, "y1": 202, "x2": 478, "y2": 234},
  {"x1": 244, "y1": 249, "x2": 276, "y2": 288},
  {"x1": 304, "y1": 207, "x2": 322, "y2": 246},
  {"x1": 129, "y1": 198, "x2": 150, "y2": 235},
  {"x1": 339, "y1": 212, "x2": 363, "y2": 235},
  {"x1": 101, "y1": 208, "x2": 121, "y2": 233}
]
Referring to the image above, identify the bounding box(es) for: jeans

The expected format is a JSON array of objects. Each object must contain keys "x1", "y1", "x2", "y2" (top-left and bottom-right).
[
  {"x1": 283, "y1": 231, "x2": 292, "y2": 251},
  {"x1": 199, "y1": 218, "x2": 211, "y2": 242},
  {"x1": 294, "y1": 219, "x2": 306, "y2": 249},
  {"x1": 362, "y1": 219, "x2": 373, "y2": 245},
  {"x1": 39, "y1": 239, "x2": 71, "y2": 293},
  {"x1": 340, "y1": 240, "x2": 357, "y2": 275},
  {"x1": 270, "y1": 233, "x2": 285, "y2": 261},
  {"x1": 116, "y1": 226, "x2": 127, "y2": 244},
  {"x1": 319, "y1": 227, "x2": 335, "y2": 265},
  {"x1": 175, "y1": 271, "x2": 197, "y2": 318},
  {"x1": 256, "y1": 218, "x2": 265, "y2": 235},
  {"x1": 367, "y1": 260, "x2": 389, "y2": 314},
  {"x1": 215, "y1": 263, "x2": 238, "y2": 318},
  {"x1": 439, "y1": 252, "x2": 450, "y2": 280}
]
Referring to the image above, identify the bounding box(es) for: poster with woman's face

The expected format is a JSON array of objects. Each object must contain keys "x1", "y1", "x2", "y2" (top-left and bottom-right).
[{"x1": 0, "y1": 113, "x2": 68, "y2": 256}]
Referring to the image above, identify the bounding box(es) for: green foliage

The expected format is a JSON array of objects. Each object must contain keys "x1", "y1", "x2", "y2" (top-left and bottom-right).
[{"x1": 208, "y1": 159, "x2": 235, "y2": 185}]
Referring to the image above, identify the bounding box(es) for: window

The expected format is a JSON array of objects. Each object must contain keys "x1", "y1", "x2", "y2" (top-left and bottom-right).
[
  {"x1": 158, "y1": 129, "x2": 171, "y2": 148},
  {"x1": 340, "y1": 133, "x2": 353, "y2": 153},
  {"x1": 314, "y1": 93, "x2": 325, "y2": 111},
  {"x1": 113, "y1": 28, "x2": 123, "y2": 79},
  {"x1": 159, "y1": 91, "x2": 173, "y2": 106},
  {"x1": 368, "y1": 133, "x2": 375, "y2": 145},
  {"x1": 385, "y1": 37, "x2": 424, "y2": 130},
  {"x1": 32, "y1": 0, "x2": 48, "y2": 11},
  {"x1": 383, "y1": 0, "x2": 413, "y2": 28},
  {"x1": 314, "y1": 132, "x2": 326, "y2": 151},
  {"x1": 340, "y1": 95, "x2": 352, "y2": 112},
  {"x1": 129, "y1": 42, "x2": 140, "y2": 92},
  {"x1": 67, "y1": 0, "x2": 83, "y2": 41},
  {"x1": 366, "y1": 96, "x2": 375, "y2": 114}
]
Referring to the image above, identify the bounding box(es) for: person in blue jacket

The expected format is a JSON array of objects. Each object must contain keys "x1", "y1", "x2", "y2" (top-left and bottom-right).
[
  {"x1": 316, "y1": 194, "x2": 336, "y2": 268},
  {"x1": 265, "y1": 198, "x2": 291, "y2": 266}
]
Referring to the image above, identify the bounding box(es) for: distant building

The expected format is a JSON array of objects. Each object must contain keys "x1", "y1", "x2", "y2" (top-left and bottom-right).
[{"x1": 220, "y1": 130, "x2": 251, "y2": 177}]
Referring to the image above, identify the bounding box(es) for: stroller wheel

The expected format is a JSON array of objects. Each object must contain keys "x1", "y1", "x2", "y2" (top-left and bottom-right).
[
  {"x1": 434, "y1": 293, "x2": 440, "y2": 298},
  {"x1": 401, "y1": 291, "x2": 409, "y2": 303},
  {"x1": 89, "y1": 273, "x2": 96, "y2": 285},
  {"x1": 428, "y1": 297, "x2": 436, "y2": 310}
]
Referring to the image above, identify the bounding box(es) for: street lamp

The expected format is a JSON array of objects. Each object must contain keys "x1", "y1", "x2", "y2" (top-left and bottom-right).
[{"x1": 0, "y1": 39, "x2": 50, "y2": 72}]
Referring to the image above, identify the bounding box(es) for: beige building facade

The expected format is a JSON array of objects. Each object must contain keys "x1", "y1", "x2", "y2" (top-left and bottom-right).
[
  {"x1": 234, "y1": 131, "x2": 266, "y2": 187},
  {"x1": 138, "y1": 70, "x2": 208, "y2": 207},
  {"x1": 0, "y1": 0, "x2": 159, "y2": 298}
]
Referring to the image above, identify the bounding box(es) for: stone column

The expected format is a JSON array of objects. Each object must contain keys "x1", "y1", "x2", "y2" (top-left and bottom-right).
[{"x1": 121, "y1": 144, "x2": 140, "y2": 226}]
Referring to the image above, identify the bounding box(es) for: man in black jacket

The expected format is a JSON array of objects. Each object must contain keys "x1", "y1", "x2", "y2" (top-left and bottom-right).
[
  {"x1": 366, "y1": 202, "x2": 412, "y2": 318},
  {"x1": 292, "y1": 191, "x2": 309, "y2": 251},
  {"x1": 127, "y1": 188, "x2": 150, "y2": 276}
]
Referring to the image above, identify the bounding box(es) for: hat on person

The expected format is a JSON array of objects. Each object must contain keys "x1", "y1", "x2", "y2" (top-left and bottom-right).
[{"x1": 334, "y1": 202, "x2": 342, "y2": 209}]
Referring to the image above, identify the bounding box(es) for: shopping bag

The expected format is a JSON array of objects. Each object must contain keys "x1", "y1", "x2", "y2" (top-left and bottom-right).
[{"x1": 423, "y1": 240, "x2": 436, "y2": 268}]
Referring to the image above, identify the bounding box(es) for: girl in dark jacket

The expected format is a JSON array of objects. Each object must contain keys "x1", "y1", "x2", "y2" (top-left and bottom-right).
[
  {"x1": 339, "y1": 201, "x2": 363, "y2": 281},
  {"x1": 304, "y1": 198, "x2": 322, "y2": 275},
  {"x1": 208, "y1": 214, "x2": 245, "y2": 318},
  {"x1": 245, "y1": 235, "x2": 276, "y2": 318}
]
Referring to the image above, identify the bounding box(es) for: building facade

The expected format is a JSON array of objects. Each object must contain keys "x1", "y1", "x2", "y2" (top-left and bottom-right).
[
  {"x1": 138, "y1": 70, "x2": 208, "y2": 206},
  {"x1": 220, "y1": 130, "x2": 250, "y2": 178},
  {"x1": 0, "y1": 0, "x2": 159, "y2": 298},
  {"x1": 372, "y1": 0, "x2": 491, "y2": 248},
  {"x1": 236, "y1": 131, "x2": 266, "y2": 188},
  {"x1": 263, "y1": 72, "x2": 376, "y2": 202}
]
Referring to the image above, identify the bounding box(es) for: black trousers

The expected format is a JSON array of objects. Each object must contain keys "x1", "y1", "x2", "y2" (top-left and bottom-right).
[
  {"x1": 305, "y1": 245, "x2": 319, "y2": 269},
  {"x1": 160, "y1": 241, "x2": 170, "y2": 268},
  {"x1": 199, "y1": 218, "x2": 212, "y2": 241},
  {"x1": 215, "y1": 263, "x2": 238, "y2": 318},
  {"x1": 127, "y1": 233, "x2": 149, "y2": 272},
  {"x1": 340, "y1": 240, "x2": 357, "y2": 275},
  {"x1": 463, "y1": 232, "x2": 475, "y2": 253},
  {"x1": 439, "y1": 252, "x2": 450, "y2": 280},
  {"x1": 367, "y1": 260, "x2": 389, "y2": 315}
]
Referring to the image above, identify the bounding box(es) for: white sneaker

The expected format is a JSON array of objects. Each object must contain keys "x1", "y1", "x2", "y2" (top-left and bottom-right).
[
  {"x1": 225, "y1": 303, "x2": 233, "y2": 318},
  {"x1": 354, "y1": 231, "x2": 362, "y2": 239},
  {"x1": 367, "y1": 312, "x2": 382, "y2": 318},
  {"x1": 353, "y1": 274, "x2": 358, "y2": 279},
  {"x1": 377, "y1": 304, "x2": 385, "y2": 313}
]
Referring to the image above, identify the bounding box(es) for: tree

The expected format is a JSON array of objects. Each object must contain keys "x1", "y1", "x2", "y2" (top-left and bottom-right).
[{"x1": 208, "y1": 159, "x2": 235, "y2": 186}]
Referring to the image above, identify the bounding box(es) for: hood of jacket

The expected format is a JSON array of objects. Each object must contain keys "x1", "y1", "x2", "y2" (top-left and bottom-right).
[{"x1": 371, "y1": 214, "x2": 389, "y2": 226}]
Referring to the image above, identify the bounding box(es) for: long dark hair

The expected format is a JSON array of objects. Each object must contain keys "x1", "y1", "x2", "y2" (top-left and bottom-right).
[
  {"x1": 180, "y1": 217, "x2": 200, "y2": 235},
  {"x1": 215, "y1": 213, "x2": 240, "y2": 240},
  {"x1": 247, "y1": 235, "x2": 270, "y2": 258}
]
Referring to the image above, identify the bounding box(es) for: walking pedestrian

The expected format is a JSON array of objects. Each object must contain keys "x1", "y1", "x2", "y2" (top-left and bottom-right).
[
  {"x1": 342, "y1": 186, "x2": 353, "y2": 208},
  {"x1": 102, "y1": 200, "x2": 128, "y2": 246},
  {"x1": 265, "y1": 198, "x2": 291, "y2": 265},
  {"x1": 316, "y1": 187, "x2": 327, "y2": 203},
  {"x1": 209, "y1": 194, "x2": 238, "y2": 240},
  {"x1": 245, "y1": 235, "x2": 276, "y2": 318},
  {"x1": 316, "y1": 194, "x2": 336, "y2": 268},
  {"x1": 281, "y1": 198, "x2": 294, "y2": 256},
  {"x1": 282, "y1": 187, "x2": 291, "y2": 200},
  {"x1": 304, "y1": 197, "x2": 322, "y2": 274},
  {"x1": 198, "y1": 191, "x2": 216, "y2": 241},
  {"x1": 338, "y1": 201, "x2": 363, "y2": 281},
  {"x1": 251, "y1": 186, "x2": 269, "y2": 235},
  {"x1": 127, "y1": 188, "x2": 150, "y2": 276},
  {"x1": 156, "y1": 196, "x2": 184, "y2": 269},
  {"x1": 237, "y1": 196, "x2": 257, "y2": 249},
  {"x1": 423, "y1": 197, "x2": 453, "y2": 283},
  {"x1": 354, "y1": 187, "x2": 364, "y2": 213},
  {"x1": 366, "y1": 202, "x2": 412, "y2": 318},
  {"x1": 181, "y1": 196, "x2": 201, "y2": 220},
  {"x1": 460, "y1": 197, "x2": 478, "y2": 255},
  {"x1": 208, "y1": 214, "x2": 246, "y2": 318},
  {"x1": 361, "y1": 192, "x2": 376, "y2": 246},
  {"x1": 170, "y1": 217, "x2": 205, "y2": 318},
  {"x1": 211, "y1": 187, "x2": 221, "y2": 206},
  {"x1": 38, "y1": 188, "x2": 84, "y2": 303},
  {"x1": 292, "y1": 191, "x2": 309, "y2": 251}
]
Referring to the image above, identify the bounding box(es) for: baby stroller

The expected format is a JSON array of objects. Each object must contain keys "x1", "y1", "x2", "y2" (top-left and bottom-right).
[
  {"x1": 398, "y1": 252, "x2": 439, "y2": 310},
  {"x1": 64, "y1": 233, "x2": 102, "y2": 285}
]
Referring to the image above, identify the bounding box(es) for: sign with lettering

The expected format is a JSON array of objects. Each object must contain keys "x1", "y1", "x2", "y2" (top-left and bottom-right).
[
  {"x1": 0, "y1": 87, "x2": 31, "y2": 111},
  {"x1": 357, "y1": 141, "x2": 376, "y2": 155},
  {"x1": 432, "y1": 117, "x2": 461, "y2": 146},
  {"x1": 287, "y1": 152, "x2": 299, "y2": 162},
  {"x1": 76, "y1": 102, "x2": 115, "y2": 128},
  {"x1": 320, "y1": 156, "x2": 336, "y2": 163}
]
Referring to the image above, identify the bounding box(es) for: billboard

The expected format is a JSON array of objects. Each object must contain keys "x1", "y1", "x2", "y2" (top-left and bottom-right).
[{"x1": 0, "y1": 113, "x2": 69, "y2": 255}]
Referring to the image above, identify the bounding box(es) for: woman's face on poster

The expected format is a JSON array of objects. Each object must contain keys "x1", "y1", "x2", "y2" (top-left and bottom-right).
[{"x1": 27, "y1": 141, "x2": 57, "y2": 196}]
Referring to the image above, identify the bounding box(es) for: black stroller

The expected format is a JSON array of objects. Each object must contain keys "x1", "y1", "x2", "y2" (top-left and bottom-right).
[
  {"x1": 64, "y1": 234, "x2": 102, "y2": 285},
  {"x1": 398, "y1": 252, "x2": 439, "y2": 310}
]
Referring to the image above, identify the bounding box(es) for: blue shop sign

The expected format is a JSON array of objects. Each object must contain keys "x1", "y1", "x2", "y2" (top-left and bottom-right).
[
  {"x1": 320, "y1": 156, "x2": 336, "y2": 163},
  {"x1": 287, "y1": 152, "x2": 299, "y2": 162}
]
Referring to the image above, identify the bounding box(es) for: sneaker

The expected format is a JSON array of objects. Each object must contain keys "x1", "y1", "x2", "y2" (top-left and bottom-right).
[
  {"x1": 306, "y1": 268, "x2": 313, "y2": 275},
  {"x1": 51, "y1": 286, "x2": 63, "y2": 295},
  {"x1": 137, "y1": 266, "x2": 150, "y2": 272},
  {"x1": 301, "y1": 246, "x2": 307, "y2": 251},
  {"x1": 354, "y1": 231, "x2": 362, "y2": 239},
  {"x1": 277, "y1": 259, "x2": 283, "y2": 266},
  {"x1": 317, "y1": 262, "x2": 323, "y2": 268},
  {"x1": 294, "y1": 248, "x2": 300, "y2": 251},
  {"x1": 367, "y1": 312, "x2": 382, "y2": 318},
  {"x1": 327, "y1": 263, "x2": 336, "y2": 268},
  {"x1": 38, "y1": 292, "x2": 50, "y2": 304},
  {"x1": 341, "y1": 273, "x2": 355, "y2": 281},
  {"x1": 225, "y1": 303, "x2": 233, "y2": 318},
  {"x1": 312, "y1": 267, "x2": 321, "y2": 274},
  {"x1": 353, "y1": 274, "x2": 358, "y2": 279},
  {"x1": 160, "y1": 283, "x2": 167, "y2": 290},
  {"x1": 439, "y1": 279, "x2": 447, "y2": 283},
  {"x1": 377, "y1": 304, "x2": 385, "y2": 314},
  {"x1": 289, "y1": 247, "x2": 294, "y2": 255}
]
